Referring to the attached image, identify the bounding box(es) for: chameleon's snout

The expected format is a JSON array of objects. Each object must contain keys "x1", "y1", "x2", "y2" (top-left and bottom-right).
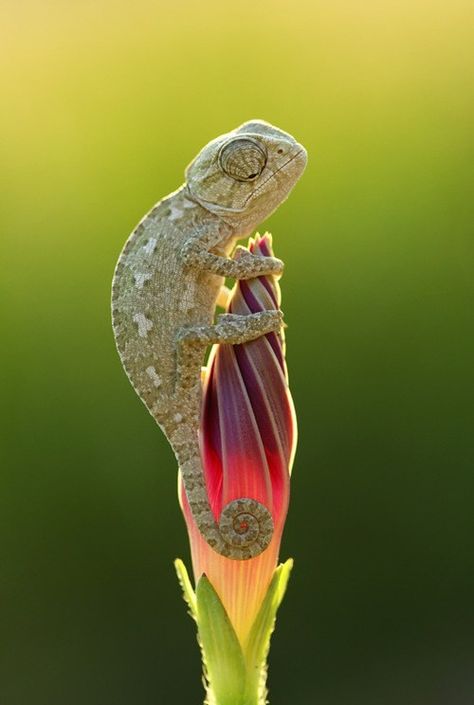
[{"x1": 289, "y1": 144, "x2": 308, "y2": 175}]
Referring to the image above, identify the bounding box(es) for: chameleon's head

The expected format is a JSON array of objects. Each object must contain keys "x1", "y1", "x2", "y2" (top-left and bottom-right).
[{"x1": 185, "y1": 119, "x2": 307, "y2": 231}]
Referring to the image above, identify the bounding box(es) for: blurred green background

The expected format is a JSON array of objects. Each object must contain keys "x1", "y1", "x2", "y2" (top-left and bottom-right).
[{"x1": 1, "y1": 1, "x2": 473, "y2": 703}]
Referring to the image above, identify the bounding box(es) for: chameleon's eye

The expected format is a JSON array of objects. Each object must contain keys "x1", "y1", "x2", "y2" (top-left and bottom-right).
[{"x1": 219, "y1": 138, "x2": 267, "y2": 182}]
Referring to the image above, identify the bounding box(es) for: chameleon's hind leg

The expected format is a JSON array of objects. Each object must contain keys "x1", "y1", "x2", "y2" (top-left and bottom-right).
[
  {"x1": 174, "y1": 309, "x2": 283, "y2": 396},
  {"x1": 178, "y1": 309, "x2": 283, "y2": 349}
]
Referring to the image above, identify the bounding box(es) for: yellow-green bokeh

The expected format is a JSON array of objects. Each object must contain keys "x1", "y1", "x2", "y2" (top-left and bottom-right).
[{"x1": 1, "y1": 1, "x2": 473, "y2": 703}]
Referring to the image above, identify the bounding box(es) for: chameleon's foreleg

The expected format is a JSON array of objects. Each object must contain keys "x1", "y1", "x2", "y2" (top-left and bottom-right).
[
  {"x1": 183, "y1": 239, "x2": 284, "y2": 280},
  {"x1": 171, "y1": 309, "x2": 282, "y2": 560}
]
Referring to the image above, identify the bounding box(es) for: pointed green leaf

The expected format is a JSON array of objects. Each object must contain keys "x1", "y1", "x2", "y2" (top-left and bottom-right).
[
  {"x1": 174, "y1": 558, "x2": 197, "y2": 620},
  {"x1": 196, "y1": 574, "x2": 247, "y2": 705},
  {"x1": 242, "y1": 559, "x2": 293, "y2": 702}
]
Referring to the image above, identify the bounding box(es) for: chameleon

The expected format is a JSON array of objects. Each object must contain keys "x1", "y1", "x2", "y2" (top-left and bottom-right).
[{"x1": 111, "y1": 119, "x2": 307, "y2": 560}]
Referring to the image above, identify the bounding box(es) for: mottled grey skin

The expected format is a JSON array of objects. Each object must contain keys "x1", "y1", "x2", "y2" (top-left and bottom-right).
[{"x1": 112, "y1": 119, "x2": 307, "y2": 559}]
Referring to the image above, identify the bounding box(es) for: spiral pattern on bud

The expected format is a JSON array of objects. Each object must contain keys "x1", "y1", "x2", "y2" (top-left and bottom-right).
[{"x1": 219, "y1": 497, "x2": 274, "y2": 558}]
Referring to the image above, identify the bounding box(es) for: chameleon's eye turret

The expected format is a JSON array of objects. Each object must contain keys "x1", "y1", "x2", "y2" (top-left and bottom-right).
[
  {"x1": 185, "y1": 120, "x2": 306, "y2": 223},
  {"x1": 218, "y1": 138, "x2": 267, "y2": 182}
]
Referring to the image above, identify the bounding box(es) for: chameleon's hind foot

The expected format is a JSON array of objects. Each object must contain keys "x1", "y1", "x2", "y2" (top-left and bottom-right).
[
  {"x1": 174, "y1": 310, "x2": 283, "y2": 397},
  {"x1": 216, "y1": 310, "x2": 284, "y2": 341},
  {"x1": 177, "y1": 310, "x2": 283, "y2": 347}
]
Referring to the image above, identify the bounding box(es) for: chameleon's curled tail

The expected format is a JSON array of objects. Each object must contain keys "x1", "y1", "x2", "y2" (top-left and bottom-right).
[
  {"x1": 218, "y1": 497, "x2": 274, "y2": 558},
  {"x1": 179, "y1": 443, "x2": 274, "y2": 560}
]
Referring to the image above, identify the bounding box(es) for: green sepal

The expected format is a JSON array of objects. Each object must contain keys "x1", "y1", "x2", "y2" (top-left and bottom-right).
[
  {"x1": 174, "y1": 558, "x2": 197, "y2": 620},
  {"x1": 175, "y1": 559, "x2": 293, "y2": 705},
  {"x1": 196, "y1": 574, "x2": 247, "y2": 705},
  {"x1": 242, "y1": 559, "x2": 293, "y2": 704}
]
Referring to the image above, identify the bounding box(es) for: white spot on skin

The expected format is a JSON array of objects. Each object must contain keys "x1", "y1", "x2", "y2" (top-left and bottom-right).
[
  {"x1": 133, "y1": 313, "x2": 153, "y2": 338},
  {"x1": 169, "y1": 204, "x2": 183, "y2": 221},
  {"x1": 143, "y1": 238, "x2": 157, "y2": 255},
  {"x1": 174, "y1": 413, "x2": 183, "y2": 423},
  {"x1": 169, "y1": 197, "x2": 196, "y2": 221},
  {"x1": 134, "y1": 272, "x2": 152, "y2": 289},
  {"x1": 146, "y1": 366, "x2": 162, "y2": 388}
]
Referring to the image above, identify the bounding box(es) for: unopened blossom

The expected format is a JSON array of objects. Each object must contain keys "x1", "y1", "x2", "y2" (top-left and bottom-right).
[{"x1": 176, "y1": 233, "x2": 297, "y2": 704}]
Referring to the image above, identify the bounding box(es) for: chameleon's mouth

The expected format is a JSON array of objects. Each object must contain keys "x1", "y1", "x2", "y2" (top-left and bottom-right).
[{"x1": 243, "y1": 147, "x2": 307, "y2": 206}]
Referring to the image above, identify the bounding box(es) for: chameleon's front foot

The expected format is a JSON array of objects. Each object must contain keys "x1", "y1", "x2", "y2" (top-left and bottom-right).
[
  {"x1": 233, "y1": 245, "x2": 284, "y2": 279},
  {"x1": 181, "y1": 238, "x2": 284, "y2": 280}
]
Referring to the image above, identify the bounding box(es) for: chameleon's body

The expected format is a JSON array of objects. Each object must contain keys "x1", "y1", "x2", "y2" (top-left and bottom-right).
[{"x1": 112, "y1": 120, "x2": 307, "y2": 559}]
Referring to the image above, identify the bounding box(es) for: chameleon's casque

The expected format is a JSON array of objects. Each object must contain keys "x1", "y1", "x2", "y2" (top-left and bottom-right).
[{"x1": 111, "y1": 119, "x2": 307, "y2": 559}]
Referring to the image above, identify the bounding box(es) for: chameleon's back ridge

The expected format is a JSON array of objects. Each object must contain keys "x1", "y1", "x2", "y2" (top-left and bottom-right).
[{"x1": 112, "y1": 119, "x2": 307, "y2": 559}]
